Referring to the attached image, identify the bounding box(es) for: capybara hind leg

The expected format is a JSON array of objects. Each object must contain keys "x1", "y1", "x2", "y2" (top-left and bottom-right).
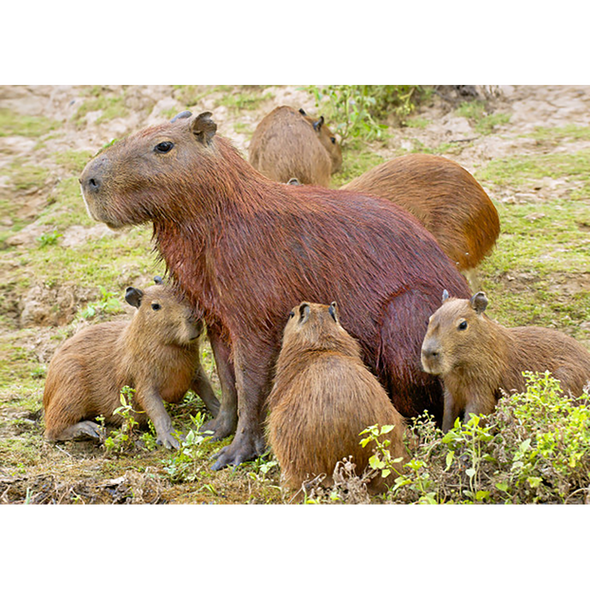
[{"x1": 47, "y1": 420, "x2": 104, "y2": 442}]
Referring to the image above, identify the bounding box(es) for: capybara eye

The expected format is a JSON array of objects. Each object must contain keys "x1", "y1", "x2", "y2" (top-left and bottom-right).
[
  {"x1": 154, "y1": 141, "x2": 174, "y2": 154},
  {"x1": 330, "y1": 137, "x2": 336, "y2": 144},
  {"x1": 152, "y1": 303, "x2": 161, "y2": 311},
  {"x1": 458, "y1": 320, "x2": 468, "y2": 330}
]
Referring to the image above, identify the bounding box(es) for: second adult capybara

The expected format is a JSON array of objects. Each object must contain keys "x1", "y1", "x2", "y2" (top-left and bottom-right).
[
  {"x1": 267, "y1": 302, "x2": 407, "y2": 491},
  {"x1": 79, "y1": 110, "x2": 470, "y2": 469},
  {"x1": 341, "y1": 154, "x2": 500, "y2": 280},
  {"x1": 43, "y1": 280, "x2": 220, "y2": 449},
  {"x1": 421, "y1": 291, "x2": 590, "y2": 432},
  {"x1": 248, "y1": 105, "x2": 342, "y2": 187}
]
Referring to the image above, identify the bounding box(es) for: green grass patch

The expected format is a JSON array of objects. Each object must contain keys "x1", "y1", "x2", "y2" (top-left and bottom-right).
[
  {"x1": 0, "y1": 109, "x2": 60, "y2": 138},
  {"x1": 528, "y1": 124, "x2": 590, "y2": 144},
  {"x1": 8, "y1": 161, "x2": 50, "y2": 192},
  {"x1": 52, "y1": 150, "x2": 94, "y2": 175},
  {"x1": 332, "y1": 139, "x2": 386, "y2": 187},
  {"x1": 73, "y1": 92, "x2": 129, "y2": 127},
  {"x1": 455, "y1": 99, "x2": 510, "y2": 135},
  {"x1": 215, "y1": 87, "x2": 274, "y2": 111}
]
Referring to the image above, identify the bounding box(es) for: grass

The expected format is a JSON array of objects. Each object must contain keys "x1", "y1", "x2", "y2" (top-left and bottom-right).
[
  {"x1": 455, "y1": 99, "x2": 511, "y2": 135},
  {"x1": 0, "y1": 108, "x2": 60, "y2": 138}
]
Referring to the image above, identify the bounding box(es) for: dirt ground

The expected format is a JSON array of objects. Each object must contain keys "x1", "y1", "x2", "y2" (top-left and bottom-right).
[{"x1": 1, "y1": 84, "x2": 589, "y2": 504}]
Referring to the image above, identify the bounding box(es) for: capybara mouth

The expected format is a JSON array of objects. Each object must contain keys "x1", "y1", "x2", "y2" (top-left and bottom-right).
[{"x1": 421, "y1": 355, "x2": 442, "y2": 375}]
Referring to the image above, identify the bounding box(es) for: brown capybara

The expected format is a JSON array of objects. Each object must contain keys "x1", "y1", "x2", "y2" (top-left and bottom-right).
[
  {"x1": 421, "y1": 290, "x2": 590, "y2": 432},
  {"x1": 43, "y1": 280, "x2": 220, "y2": 449},
  {"x1": 341, "y1": 154, "x2": 500, "y2": 283},
  {"x1": 268, "y1": 302, "x2": 407, "y2": 491},
  {"x1": 79, "y1": 110, "x2": 470, "y2": 469},
  {"x1": 248, "y1": 106, "x2": 342, "y2": 187}
]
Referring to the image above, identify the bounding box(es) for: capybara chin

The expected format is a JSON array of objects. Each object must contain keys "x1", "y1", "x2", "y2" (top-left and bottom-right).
[
  {"x1": 341, "y1": 154, "x2": 500, "y2": 284},
  {"x1": 42, "y1": 281, "x2": 220, "y2": 449},
  {"x1": 421, "y1": 290, "x2": 590, "y2": 432},
  {"x1": 248, "y1": 105, "x2": 342, "y2": 187},
  {"x1": 79, "y1": 110, "x2": 470, "y2": 470},
  {"x1": 267, "y1": 302, "x2": 407, "y2": 492}
]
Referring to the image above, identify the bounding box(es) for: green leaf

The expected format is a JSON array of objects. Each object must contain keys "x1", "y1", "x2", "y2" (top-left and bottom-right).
[
  {"x1": 466, "y1": 468, "x2": 476, "y2": 478},
  {"x1": 445, "y1": 451, "x2": 455, "y2": 472},
  {"x1": 495, "y1": 482, "x2": 509, "y2": 492}
]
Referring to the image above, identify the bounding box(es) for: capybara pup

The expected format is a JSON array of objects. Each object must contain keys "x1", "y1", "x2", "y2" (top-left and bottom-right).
[
  {"x1": 341, "y1": 154, "x2": 500, "y2": 284},
  {"x1": 421, "y1": 290, "x2": 590, "y2": 432},
  {"x1": 43, "y1": 281, "x2": 220, "y2": 448},
  {"x1": 79, "y1": 110, "x2": 470, "y2": 469},
  {"x1": 268, "y1": 302, "x2": 407, "y2": 490},
  {"x1": 249, "y1": 105, "x2": 342, "y2": 187}
]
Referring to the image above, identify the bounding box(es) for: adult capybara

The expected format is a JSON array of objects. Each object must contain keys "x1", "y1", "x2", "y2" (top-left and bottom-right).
[
  {"x1": 268, "y1": 301, "x2": 407, "y2": 491},
  {"x1": 79, "y1": 110, "x2": 470, "y2": 469},
  {"x1": 43, "y1": 280, "x2": 220, "y2": 448},
  {"x1": 421, "y1": 290, "x2": 590, "y2": 432},
  {"x1": 249, "y1": 106, "x2": 342, "y2": 187},
  {"x1": 341, "y1": 154, "x2": 500, "y2": 283}
]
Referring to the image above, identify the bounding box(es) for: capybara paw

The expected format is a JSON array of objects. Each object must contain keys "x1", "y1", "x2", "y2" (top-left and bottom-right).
[
  {"x1": 50, "y1": 420, "x2": 104, "y2": 443},
  {"x1": 210, "y1": 434, "x2": 265, "y2": 470},
  {"x1": 156, "y1": 429, "x2": 183, "y2": 450},
  {"x1": 201, "y1": 414, "x2": 237, "y2": 441}
]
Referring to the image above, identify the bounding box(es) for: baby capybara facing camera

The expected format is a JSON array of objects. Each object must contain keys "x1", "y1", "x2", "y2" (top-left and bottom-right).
[
  {"x1": 421, "y1": 291, "x2": 590, "y2": 432},
  {"x1": 43, "y1": 280, "x2": 220, "y2": 449},
  {"x1": 268, "y1": 302, "x2": 407, "y2": 491}
]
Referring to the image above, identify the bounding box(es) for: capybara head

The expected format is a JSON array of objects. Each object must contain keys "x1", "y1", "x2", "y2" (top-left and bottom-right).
[
  {"x1": 125, "y1": 280, "x2": 202, "y2": 346},
  {"x1": 282, "y1": 301, "x2": 361, "y2": 357},
  {"x1": 421, "y1": 290, "x2": 489, "y2": 376},
  {"x1": 79, "y1": 111, "x2": 219, "y2": 229},
  {"x1": 299, "y1": 109, "x2": 342, "y2": 173}
]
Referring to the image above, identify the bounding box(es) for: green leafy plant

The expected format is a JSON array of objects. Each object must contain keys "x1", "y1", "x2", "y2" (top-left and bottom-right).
[
  {"x1": 305, "y1": 85, "x2": 424, "y2": 143},
  {"x1": 36, "y1": 230, "x2": 63, "y2": 248},
  {"x1": 161, "y1": 412, "x2": 213, "y2": 483},
  {"x1": 79, "y1": 286, "x2": 122, "y2": 319},
  {"x1": 371, "y1": 372, "x2": 590, "y2": 504},
  {"x1": 102, "y1": 386, "x2": 142, "y2": 455}
]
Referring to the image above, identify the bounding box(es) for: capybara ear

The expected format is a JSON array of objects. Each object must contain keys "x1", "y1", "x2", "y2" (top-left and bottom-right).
[
  {"x1": 470, "y1": 291, "x2": 489, "y2": 314},
  {"x1": 298, "y1": 302, "x2": 311, "y2": 324},
  {"x1": 170, "y1": 110, "x2": 193, "y2": 123},
  {"x1": 313, "y1": 116, "x2": 324, "y2": 132},
  {"x1": 154, "y1": 276, "x2": 164, "y2": 284},
  {"x1": 191, "y1": 112, "x2": 217, "y2": 145},
  {"x1": 328, "y1": 301, "x2": 338, "y2": 322},
  {"x1": 442, "y1": 289, "x2": 450, "y2": 303},
  {"x1": 125, "y1": 287, "x2": 144, "y2": 308}
]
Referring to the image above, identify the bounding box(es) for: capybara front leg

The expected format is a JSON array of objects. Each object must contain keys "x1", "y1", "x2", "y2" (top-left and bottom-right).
[
  {"x1": 137, "y1": 386, "x2": 181, "y2": 450},
  {"x1": 442, "y1": 388, "x2": 462, "y2": 433},
  {"x1": 201, "y1": 328, "x2": 238, "y2": 440},
  {"x1": 191, "y1": 364, "x2": 221, "y2": 418},
  {"x1": 211, "y1": 341, "x2": 269, "y2": 470}
]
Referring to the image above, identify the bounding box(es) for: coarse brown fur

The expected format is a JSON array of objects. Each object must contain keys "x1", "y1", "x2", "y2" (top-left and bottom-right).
[
  {"x1": 249, "y1": 106, "x2": 342, "y2": 187},
  {"x1": 267, "y1": 302, "x2": 407, "y2": 491},
  {"x1": 342, "y1": 154, "x2": 500, "y2": 274},
  {"x1": 421, "y1": 291, "x2": 590, "y2": 432},
  {"x1": 79, "y1": 110, "x2": 470, "y2": 469},
  {"x1": 43, "y1": 282, "x2": 220, "y2": 448}
]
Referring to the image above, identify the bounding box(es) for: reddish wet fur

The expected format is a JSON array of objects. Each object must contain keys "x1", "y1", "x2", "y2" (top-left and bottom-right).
[{"x1": 80, "y1": 113, "x2": 470, "y2": 466}]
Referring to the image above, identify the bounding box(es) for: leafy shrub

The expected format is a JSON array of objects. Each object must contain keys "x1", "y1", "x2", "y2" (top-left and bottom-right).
[
  {"x1": 101, "y1": 386, "x2": 143, "y2": 455},
  {"x1": 367, "y1": 372, "x2": 590, "y2": 504},
  {"x1": 305, "y1": 85, "x2": 425, "y2": 143}
]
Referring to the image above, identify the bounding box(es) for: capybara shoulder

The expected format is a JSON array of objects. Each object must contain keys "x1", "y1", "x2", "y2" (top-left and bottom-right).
[
  {"x1": 268, "y1": 302, "x2": 407, "y2": 492},
  {"x1": 248, "y1": 105, "x2": 342, "y2": 187},
  {"x1": 421, "y1": 290, "x2": 590, "y2": 431},
  {"x1": 43, "y1": 280, "x2": 219, "y2": 448}
]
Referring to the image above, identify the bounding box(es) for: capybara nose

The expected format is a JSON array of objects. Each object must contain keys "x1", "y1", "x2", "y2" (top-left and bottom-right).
[
  {"x1": 421, "y1": 346, "x2": 439, "y2": 360},
  {"x1": 80, "y1": 156, "x2": 107, "y2": 194}
]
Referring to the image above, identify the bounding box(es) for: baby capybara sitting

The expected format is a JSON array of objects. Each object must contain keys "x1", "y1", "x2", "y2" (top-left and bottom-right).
[
  {"x1": 43, "y1": 280, "x2": 220, "y2": 449},
  {"x1": 268, "y1": 301, "x2": 407, "y2": 491},
  {"x1": 249, "y1": 106, "x2": 342, "y2": 187},
  {"x1": 421, "y1": 291, "x2": 590, "y2": 432}
]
